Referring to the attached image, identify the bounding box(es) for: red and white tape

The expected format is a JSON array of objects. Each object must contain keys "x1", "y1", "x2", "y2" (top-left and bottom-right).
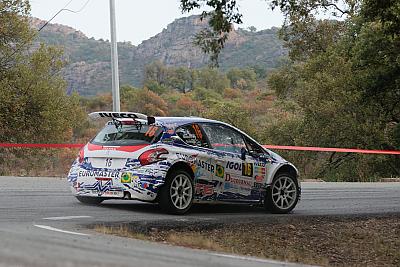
[
  {"x1": 0, "y1": 143, "x2": 84, "y2": 148},
  {"x1": 263, "y1": 145, "x2": 400, "y2": 155},
  {"x1": 0, "y1": 143, "x2": 399, "y2": 155}
]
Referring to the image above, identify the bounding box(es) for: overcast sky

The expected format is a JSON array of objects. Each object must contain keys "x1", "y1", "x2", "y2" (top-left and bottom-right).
[{"x1": 30, "y1": 0, "x2": 284, "y2": 45}]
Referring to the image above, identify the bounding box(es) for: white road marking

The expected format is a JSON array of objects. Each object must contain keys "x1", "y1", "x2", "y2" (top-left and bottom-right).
[
  {"x1": 43, "y1": 215, "x2": 92, "y2": 220},
  {"x1": 211, "y1": 253, "x2": 314, "y2": 266},
  {"x1": 34, "y1": 224, "x2": 90, "y2": 236}
]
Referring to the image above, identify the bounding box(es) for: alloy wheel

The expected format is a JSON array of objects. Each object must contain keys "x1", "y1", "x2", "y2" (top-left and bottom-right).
[
  {"x1": 271, "y1": 175, "x2": 297, "y2": 210},
  {"x1": 170, "y1": 174, "x2": 193, "y2": 210}
]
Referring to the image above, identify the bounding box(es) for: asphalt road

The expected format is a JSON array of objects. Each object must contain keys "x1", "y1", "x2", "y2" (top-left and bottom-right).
[{"x1": 1, "y1": 176, "x2": 399, "y2": 267}]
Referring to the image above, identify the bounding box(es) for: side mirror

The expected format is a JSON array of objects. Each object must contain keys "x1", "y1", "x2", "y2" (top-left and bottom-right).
[{"x1": 240, "y1": 147, "x2": 247, "y2": 161}]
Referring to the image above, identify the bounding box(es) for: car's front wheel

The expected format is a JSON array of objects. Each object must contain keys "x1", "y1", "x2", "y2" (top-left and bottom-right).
[
  {"x1": 265, "y1": 172, "x2": 299, "y2": 214},
  {"x1": 75, "y1": 196, "x2": 104, "y2": 205},
  {"x1": 158, "y1": 169, "x2": 194, "y2": 215}
]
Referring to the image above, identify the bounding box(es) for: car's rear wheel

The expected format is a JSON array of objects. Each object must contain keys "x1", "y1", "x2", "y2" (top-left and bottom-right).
[
  {"x1": 265, "y1": 172, "x2": 299, "y2": 214},
  {"x1": 75, "y1": 196, "x2": 104, "y2": 205},
  {"x1": 159, "y1": 169, "x2": 194, "y2": 215}
]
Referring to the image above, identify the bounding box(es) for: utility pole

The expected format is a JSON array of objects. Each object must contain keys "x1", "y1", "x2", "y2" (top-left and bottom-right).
[{"x1": 109, "y1": 0, "x2": 120, "y2": 112}]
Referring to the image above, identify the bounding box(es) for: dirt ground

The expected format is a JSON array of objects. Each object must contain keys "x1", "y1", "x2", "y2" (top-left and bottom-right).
[{"x1": 94, "y1": 214, "x2": 400, "y2": 267}]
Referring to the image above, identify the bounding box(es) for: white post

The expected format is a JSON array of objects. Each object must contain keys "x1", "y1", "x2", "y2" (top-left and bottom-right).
[{"x1": 109, "y1": 0, "x2": 120, "y2": 112}]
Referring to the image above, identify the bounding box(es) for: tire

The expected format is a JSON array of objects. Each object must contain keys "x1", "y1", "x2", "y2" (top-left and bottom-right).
[
  {"x1": 75, "y1": 196, "x2": 104, "y2": 205},
  {"x1": 158, "y1": 169, "x2": 194, "y2": 215},
  {"x1": 265, "y1": 172, "x2": 300, "y2": 214}
]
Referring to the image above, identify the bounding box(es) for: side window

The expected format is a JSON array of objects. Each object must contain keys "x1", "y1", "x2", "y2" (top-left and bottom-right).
[
  {"x1": 201, "y1": 123, "x2": 246, "y2": 154},
  {"x1": 175, "y1": 123, "x2": 209, "y2": 148},
  {"x1": 244, "y1": 136, "x2": 265, "y2": 155}
]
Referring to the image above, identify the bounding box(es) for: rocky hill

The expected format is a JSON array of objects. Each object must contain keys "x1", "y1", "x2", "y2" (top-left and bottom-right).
[{"x1": 32, "y1": 16, "x2": 285, "y2": 96}]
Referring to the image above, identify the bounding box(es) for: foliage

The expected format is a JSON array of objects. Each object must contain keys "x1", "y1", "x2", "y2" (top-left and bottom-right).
[
  {"x1": 265, "y1": 0, "x2": 400, "y2": 180},
  {"x1": 121, "y1": 86, "x2": 168, "y2": 116},
  {"x1": 0, "y1": 1, "x2": 85, "y2": 144},
  {"x1": 0, "y1": 0, "x2": 33, "y2": 72},
  {"x1": 226, "y1": 67, "x2": 257, "y2": 91},
  {"x1": 181, "y1": 0, "x2": 243, "y2": 66},
  {"x1": 193, "y1": 67, "x2": 230, "y2": 93}
]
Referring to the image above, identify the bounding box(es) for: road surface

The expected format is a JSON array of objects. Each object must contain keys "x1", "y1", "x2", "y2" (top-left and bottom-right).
[{"x1": 0, "y1": 176, "x2": 399, "y2": 267}]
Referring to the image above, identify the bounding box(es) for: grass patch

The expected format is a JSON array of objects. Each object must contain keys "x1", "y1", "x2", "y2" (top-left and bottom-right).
[{"x1": 94, "y1": 215, "x2": 400, "y2": 267}]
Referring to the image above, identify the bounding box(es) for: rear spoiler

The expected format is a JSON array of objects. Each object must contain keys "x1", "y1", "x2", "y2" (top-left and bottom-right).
[{"x1": 88, "y1": 111, "x2": 155, "y2": 125}]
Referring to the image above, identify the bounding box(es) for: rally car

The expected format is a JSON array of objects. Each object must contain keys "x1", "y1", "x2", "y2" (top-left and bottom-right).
[{"x1": 67, "y1": 112, "x2": 301, "y2": 214}]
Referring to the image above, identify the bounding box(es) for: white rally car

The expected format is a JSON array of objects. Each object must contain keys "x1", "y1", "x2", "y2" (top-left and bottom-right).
[{"x1": 67, "y1": 112, "x2": 301, "y2": 214}]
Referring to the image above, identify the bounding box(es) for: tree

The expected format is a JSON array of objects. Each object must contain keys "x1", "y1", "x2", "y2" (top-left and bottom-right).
[
  {"x1": 247, "y1": 26, "x2": 257, "y2": 32},
  {"x1": 226, "y1": 67, "x2": 257, "y2": 91},
  {"x1": 121, "y1": 87, "x2": 168, "y2": 116},
  {"x1": 0, "y1": 0, "x2": 85, "y2": 144},
  {"x1": 180, "y1": 0, "x2": 359, "y2": 62},
  {"x1": 181, "y1": 0, "x2": 243, "y2": 66},
  {"x1": 265, "y1": 0, "x2": 400, "y2": 180},
  {"x1": 0, "y1": 0, "x2": 34, "y2": 74},
  {"x1": 194, "y1": 68, "x2": 229, "y2": 93}
]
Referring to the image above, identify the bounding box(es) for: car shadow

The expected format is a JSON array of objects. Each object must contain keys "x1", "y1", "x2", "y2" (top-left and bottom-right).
[{"x1": 98, "y1": 200, "x2": 265, "y2": 215}]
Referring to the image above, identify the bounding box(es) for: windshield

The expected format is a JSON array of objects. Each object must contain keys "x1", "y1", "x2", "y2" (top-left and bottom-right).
[{"x1": 91, "y1": 123, "x2": 163, "y2": 146}]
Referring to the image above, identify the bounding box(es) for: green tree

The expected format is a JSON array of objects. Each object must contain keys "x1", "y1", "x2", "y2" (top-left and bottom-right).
[
  {"x1": 226, "y1": 67, "x2": 257, "y2": 91},
  {"x1": 265, "y1": 0, "x2": 400, "y2": 180},
  {"x1": 121, "y1": 87, "x2": 168, "y2": 116},
  {"x1": 0, "y1": 0, "x2": 85, "y2": 144},
  {"x1": 194, "y1": 68, "x2": 229, "y2": 93}
]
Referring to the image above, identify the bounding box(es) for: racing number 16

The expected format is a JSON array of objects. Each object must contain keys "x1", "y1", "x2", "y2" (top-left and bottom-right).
[
  {"x1": 242, "y1": 163, "x2": 253, "y2": 177},
  {"x1": 105, "y1": 158, "x2": 112, "y2": 167}
]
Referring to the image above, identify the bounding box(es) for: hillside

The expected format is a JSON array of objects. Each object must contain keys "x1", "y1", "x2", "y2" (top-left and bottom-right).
[{"x1": 31, "y1": 16, "x2": 285, "y2": 96}]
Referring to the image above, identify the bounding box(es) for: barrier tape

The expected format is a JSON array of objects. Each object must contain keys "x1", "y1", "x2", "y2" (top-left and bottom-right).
[
  {"x1": 0, "y1": 143, "x2": 399, "y2": 155},
  {"x1": 263, "y1": 145, "x2": 400, "y2": 155},
  {"x1": 0, "y1": 143, "x2": 84, "y2": 148}
]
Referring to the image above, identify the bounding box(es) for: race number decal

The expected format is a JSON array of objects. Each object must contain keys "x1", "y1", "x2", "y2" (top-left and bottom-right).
[
  {"x1": 105, "y1": 158, "x2": 113, "y2": 167},
  {"x1": 242, "y1": 163, "x2": 253, "y2": 177},
  {"x1": 145, "y1": 126, "x2": 158, "y2": 137}
]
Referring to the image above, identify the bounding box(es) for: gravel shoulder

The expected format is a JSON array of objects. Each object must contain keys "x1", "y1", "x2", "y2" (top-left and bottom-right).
[{"x1": 93, "y1": 213, "x2": 400, "y2": 267}]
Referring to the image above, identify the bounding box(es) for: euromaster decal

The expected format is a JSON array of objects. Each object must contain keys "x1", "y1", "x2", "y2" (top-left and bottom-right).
[
  {"x1": 195, "y1": 159, "x2": 214, "y2": 173},
  {"x1": 78, "y1": 170, "x2": 121, "y2": 178}
]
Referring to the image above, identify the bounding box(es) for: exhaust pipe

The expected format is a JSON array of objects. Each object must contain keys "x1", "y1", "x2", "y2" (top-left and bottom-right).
[{"x1": 123, "y1": 192, "x2": 131, "y2": 200}]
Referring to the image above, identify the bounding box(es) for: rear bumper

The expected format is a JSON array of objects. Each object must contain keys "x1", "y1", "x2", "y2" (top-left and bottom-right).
[{"x1": 68, "y1": 166, "x2": 167, "y2": 202}]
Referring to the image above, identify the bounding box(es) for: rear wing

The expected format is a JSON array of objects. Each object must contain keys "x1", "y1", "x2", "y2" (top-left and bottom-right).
[{"x1": 88, "y1": 111, "x2": 155, "y2": 125}]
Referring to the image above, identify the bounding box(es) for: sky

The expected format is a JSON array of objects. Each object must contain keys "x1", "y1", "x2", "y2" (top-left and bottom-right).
[{"x1": 30, "y1": 0, "x2": 284, "y2": 45}]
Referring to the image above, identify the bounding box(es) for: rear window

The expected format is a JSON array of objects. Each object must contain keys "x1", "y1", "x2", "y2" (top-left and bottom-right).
[{"x1": 91, "y1": 122, "x2": 163, "y2": 146}]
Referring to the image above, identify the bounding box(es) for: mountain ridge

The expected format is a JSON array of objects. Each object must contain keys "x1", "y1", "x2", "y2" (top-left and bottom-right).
[{"x1": 33, "y1": 15, "x2": 285, "y2": 96}]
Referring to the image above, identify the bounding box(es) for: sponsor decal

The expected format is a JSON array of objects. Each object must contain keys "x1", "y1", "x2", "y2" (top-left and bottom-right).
[
  {"x1": 242, "y1": 163, "x2": 253, "y2": 177},
  {"x1": 225, "y1": 173, "x2": 252, "y2": 188},
  {"x1": 176, "y1": 152, "x2": 198, "y2": 164},
  {"x1": 73, "y1": 182, "x2": 83, "y2": 190},
  {"x1": 88, "y1": 143, "x2": 147, "y2": 153},
  {"x1": 255, "y1": 175, "x2": 264, "y2": 182},
  {"x1": 78, "y1": 170, "x2": 120, "y2": 178},
  {"x1": 254, "y1": 182, "x2": 263, "y2": 189},
  {"x1": 195, "y1": 183, "x2": 214, "y2": 196},
  {"x1": 98, "y1": 112, "x2": 138, "y2": 119},
  {"x1": 215, "y1": 164, "x2": 224, "y2": 178},
  {"x1": 226, "y1": 161, "x2": 242, "y2": 171},
  {"x1": 255, "y1": 161, "x2": 266, "y2": 167},
  {"x1": 225, "y1": 161, "x2": 254, "y2": 177},
  {"x1": 195, "y1": 159, "x2": 214, "y2": 173},
  {"x1": 254, "y1": 165, "x2": 266, "y2": 182},
  {"x1": 121, "y1": 172, "x2": 132, "y2": 183}
]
